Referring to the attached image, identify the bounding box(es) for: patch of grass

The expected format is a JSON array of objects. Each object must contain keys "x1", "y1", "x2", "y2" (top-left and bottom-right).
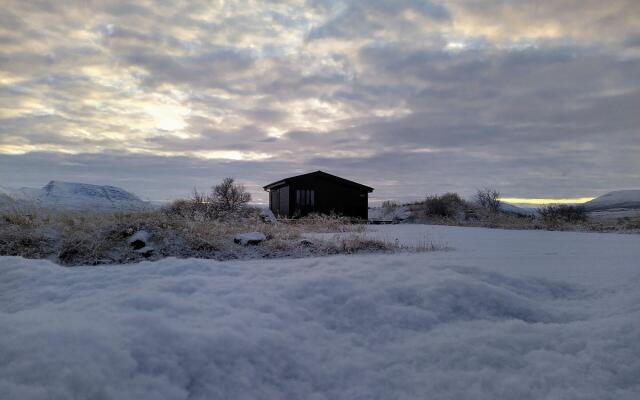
[
  {"x1": 316, "y1": 233, "x2": 450, "y2": 255},
  {"x1": 0, "y1": 207, "x2": 406, "y2": 266}
]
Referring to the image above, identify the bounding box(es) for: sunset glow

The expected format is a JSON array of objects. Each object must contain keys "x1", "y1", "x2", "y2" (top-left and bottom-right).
[{"x1": 500, "y1": 197, "x2": 595, "y2": 206}]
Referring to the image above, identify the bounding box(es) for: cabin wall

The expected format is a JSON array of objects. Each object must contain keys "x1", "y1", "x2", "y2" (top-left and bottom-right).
[
  {"x1": 288, "y1": 176, "x2": 368, "y2": 219},
  {"x1": 269, "y1": 185, "x2": 289, "y2": 216}
]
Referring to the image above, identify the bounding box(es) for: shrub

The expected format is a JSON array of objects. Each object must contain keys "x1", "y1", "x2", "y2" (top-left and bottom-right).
[
  {"x1": 424, "y1": 193, "x2": 464, "y2": 218},
  {"x1": 381, "y1": 200, "x2": 399, "y2": 214},
  {"x1": 210, "y1": 177, "x2": 251, "y2": 215},
  {"x1": 538, "y1": 204, "x2": 588, "y2": 225},
  {"x1": 163, "y1": 178, "x2": 252, "y2": 221},
  {"x1": 475, "y1": 188, "x2": 501, "y2": 213}
]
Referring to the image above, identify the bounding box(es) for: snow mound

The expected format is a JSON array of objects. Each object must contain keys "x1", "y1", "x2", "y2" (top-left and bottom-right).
[
  {"x1": 584, "y1": 190, "x2": 640, "y2": 211},
  {"x1": 2, "y1": 181, "x2": 152, "y2": 211},
  {"x1": 1, "y1": 242, "x2": 639, "y2": 399},
  {"x1": 259, "y1": 208, "x2": 277, "y2": 224}
]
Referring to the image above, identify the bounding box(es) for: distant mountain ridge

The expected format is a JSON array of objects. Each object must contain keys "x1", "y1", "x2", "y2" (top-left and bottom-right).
[
  {"x1": 584, "y1": 190, "x2": 640, "y2": 211},
  {"x1": 0, "y1": 181, "x2": 151, "y2": 211},
  {"x1": 499, "y1": 202, "x2": 538, "y2": 217}
]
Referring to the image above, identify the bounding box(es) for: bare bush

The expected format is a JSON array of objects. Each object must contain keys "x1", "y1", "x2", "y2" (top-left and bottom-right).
[
  {"x1": 163, "y1": 178, "x2": 252, "y2": 221},
  {"x1": 424, "y1": 193, "x2": 465, "y2": 218},
  {"x1": 211, "y1": 177, "x2": 251, "y2": 215},
  {"x1": 475, "y1": 188, "x2": 501, "y2": 213},
  {"x1": 538, "y1": 204, "x2": 588, "y2": 226}
]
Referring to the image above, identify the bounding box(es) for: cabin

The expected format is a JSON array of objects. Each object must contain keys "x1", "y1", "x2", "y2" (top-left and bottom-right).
[{"x1": 263, "y1": 171, "x2": 374, "y2": 219}]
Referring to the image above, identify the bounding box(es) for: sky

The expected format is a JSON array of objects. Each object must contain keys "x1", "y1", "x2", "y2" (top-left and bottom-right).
[{"x1": 1, "y1": 0, "x2": 639, "y2": 204}]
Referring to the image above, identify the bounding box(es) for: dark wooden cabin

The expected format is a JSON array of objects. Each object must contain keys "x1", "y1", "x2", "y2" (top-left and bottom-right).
[{"x1": 263, "y1": 171, "x2": 374, "y2": 219}]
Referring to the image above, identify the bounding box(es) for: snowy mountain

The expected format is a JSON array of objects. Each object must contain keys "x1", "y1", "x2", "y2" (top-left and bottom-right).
[
  {"x1": 584, "y1": 190, "x2": 640, "y2": 211},
  {"x1": 499, "y1": 202, "x2": 539, "y2": 217},
  {"x1": 0, "y1": 181, "x2": 151, "y2": 211}
]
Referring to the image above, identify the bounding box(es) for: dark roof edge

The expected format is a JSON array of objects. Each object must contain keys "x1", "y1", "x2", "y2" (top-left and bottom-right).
[{"x1": 263, "y1": 170, "x2": 374, "y2": 192}]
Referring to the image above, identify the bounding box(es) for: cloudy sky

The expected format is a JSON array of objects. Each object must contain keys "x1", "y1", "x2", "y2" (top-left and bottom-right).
[{"x1": 1, "y1": 0, "x2": 639, "y2": 204}]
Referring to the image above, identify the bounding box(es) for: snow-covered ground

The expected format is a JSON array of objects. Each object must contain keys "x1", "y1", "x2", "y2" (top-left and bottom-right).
[{"x1": 1, "y1": 225, "x2": 639, "y2": 399}]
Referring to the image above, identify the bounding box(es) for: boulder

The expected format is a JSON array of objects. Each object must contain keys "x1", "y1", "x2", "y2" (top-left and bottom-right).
[{"x1": 233, "y1": 232, "x2": 266, "y2": 245}]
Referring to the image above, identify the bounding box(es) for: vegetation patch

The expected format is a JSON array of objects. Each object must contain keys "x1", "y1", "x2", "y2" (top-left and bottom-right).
[{"x1": 0, "y1": 180, "x2": 436, "y2": 266}]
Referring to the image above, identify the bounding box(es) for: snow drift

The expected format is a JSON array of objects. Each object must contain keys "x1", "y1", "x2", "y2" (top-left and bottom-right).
[{"x1": 1, "y1": 225, "x2": 639, "y2": 399}]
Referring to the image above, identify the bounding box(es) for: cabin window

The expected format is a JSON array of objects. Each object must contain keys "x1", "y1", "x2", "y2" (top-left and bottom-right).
[{"x1": 296, "y1": 189, "x2": 315, "y2": 207}]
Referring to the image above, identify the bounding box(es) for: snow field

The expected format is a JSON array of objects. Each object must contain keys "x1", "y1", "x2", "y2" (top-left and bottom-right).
[{"x1": 1, "y1": 225, "x2": 640, "y2": 399}]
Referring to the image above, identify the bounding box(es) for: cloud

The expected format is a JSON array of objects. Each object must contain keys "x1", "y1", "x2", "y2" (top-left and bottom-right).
[{"x1": 1, "y1": 0, "x2": 639, "y2": 200}]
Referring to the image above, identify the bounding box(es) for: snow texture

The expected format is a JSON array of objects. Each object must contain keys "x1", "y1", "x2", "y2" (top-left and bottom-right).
[
  {"x1": 233, "y1": 231, "x2": 267, "y2": 245},
  {"x1": 1, "y1": 225, "x2": 640, "y2": 400}
]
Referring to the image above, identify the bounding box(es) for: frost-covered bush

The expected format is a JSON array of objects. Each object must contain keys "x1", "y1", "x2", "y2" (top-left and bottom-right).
[
  {"x1": 423, "y1": 193, "x2": 465, "y2": 219},
  {"x1": 538, "y1": 204, "x2": 588, "y2": 227},
  {"x1": 163, "y1": 177, "x2": 252, "y2": 221},
  {"x1": 381, "y1": 200, "x2": 399, "y2": 214},
  {"x1": 210, "y1": 177, "x2": 251, "y2": 214}
]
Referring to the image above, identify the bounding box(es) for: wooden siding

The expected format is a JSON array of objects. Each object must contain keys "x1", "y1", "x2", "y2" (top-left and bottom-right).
[
  {"x1": 269, "y1": 185, "x2": 290, "y2": 216},
  {"x1": 267, "y1": 172, "x2": 369, "y2": 219}
]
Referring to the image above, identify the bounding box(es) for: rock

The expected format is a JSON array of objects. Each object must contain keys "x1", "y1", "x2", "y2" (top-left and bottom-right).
[
  {"x1": 300, "y1": 239, "x2": 314, "y2": 247},
  {"x1": 259, "y1": 208, "x2": 277, "y2": 224},
  {"x1": 127, "y1": 230, "x2": 155, "y2": 256},
  {"x1": 127, "y1": 230, "x2": 149, "y2": 247},
  {"x1": 233, "y1": 232, "x2": 266, "y2": 245}
]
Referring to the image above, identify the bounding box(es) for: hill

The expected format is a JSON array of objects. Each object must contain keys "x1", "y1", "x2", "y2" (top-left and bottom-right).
[
  {"x1": 584, "y1": 190, "x2": 640, "y2": 211},
  {"x1": 0, "y1": 181, "x2": 151, "y2": 211}
]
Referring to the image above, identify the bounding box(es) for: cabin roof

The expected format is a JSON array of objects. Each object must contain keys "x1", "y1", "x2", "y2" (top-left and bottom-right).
[{"x1": 263, "y1": 170, "x2": 374, "y2": 192}]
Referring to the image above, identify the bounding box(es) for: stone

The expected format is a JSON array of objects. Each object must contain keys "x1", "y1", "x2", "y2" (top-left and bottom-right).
[{"x1": 233, "y1": 232, "x2": 266, "y2": 245}]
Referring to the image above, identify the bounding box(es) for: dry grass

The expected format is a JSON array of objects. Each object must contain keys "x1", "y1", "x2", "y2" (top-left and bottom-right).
[
  {"x1": 281, "y1": 213, "x2": 367, "y2": 233},
  {"x1": 0, "y1": 206, "x2": 431, "y2": 266},
  {"x1": 325, "y1": 233, "x2": 449, "y2": 254}
]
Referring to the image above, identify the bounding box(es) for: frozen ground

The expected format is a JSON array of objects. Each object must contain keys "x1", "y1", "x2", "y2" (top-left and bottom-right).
[{"x1": 1, "y1": 225, "x2": 639, "y2": 399}]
